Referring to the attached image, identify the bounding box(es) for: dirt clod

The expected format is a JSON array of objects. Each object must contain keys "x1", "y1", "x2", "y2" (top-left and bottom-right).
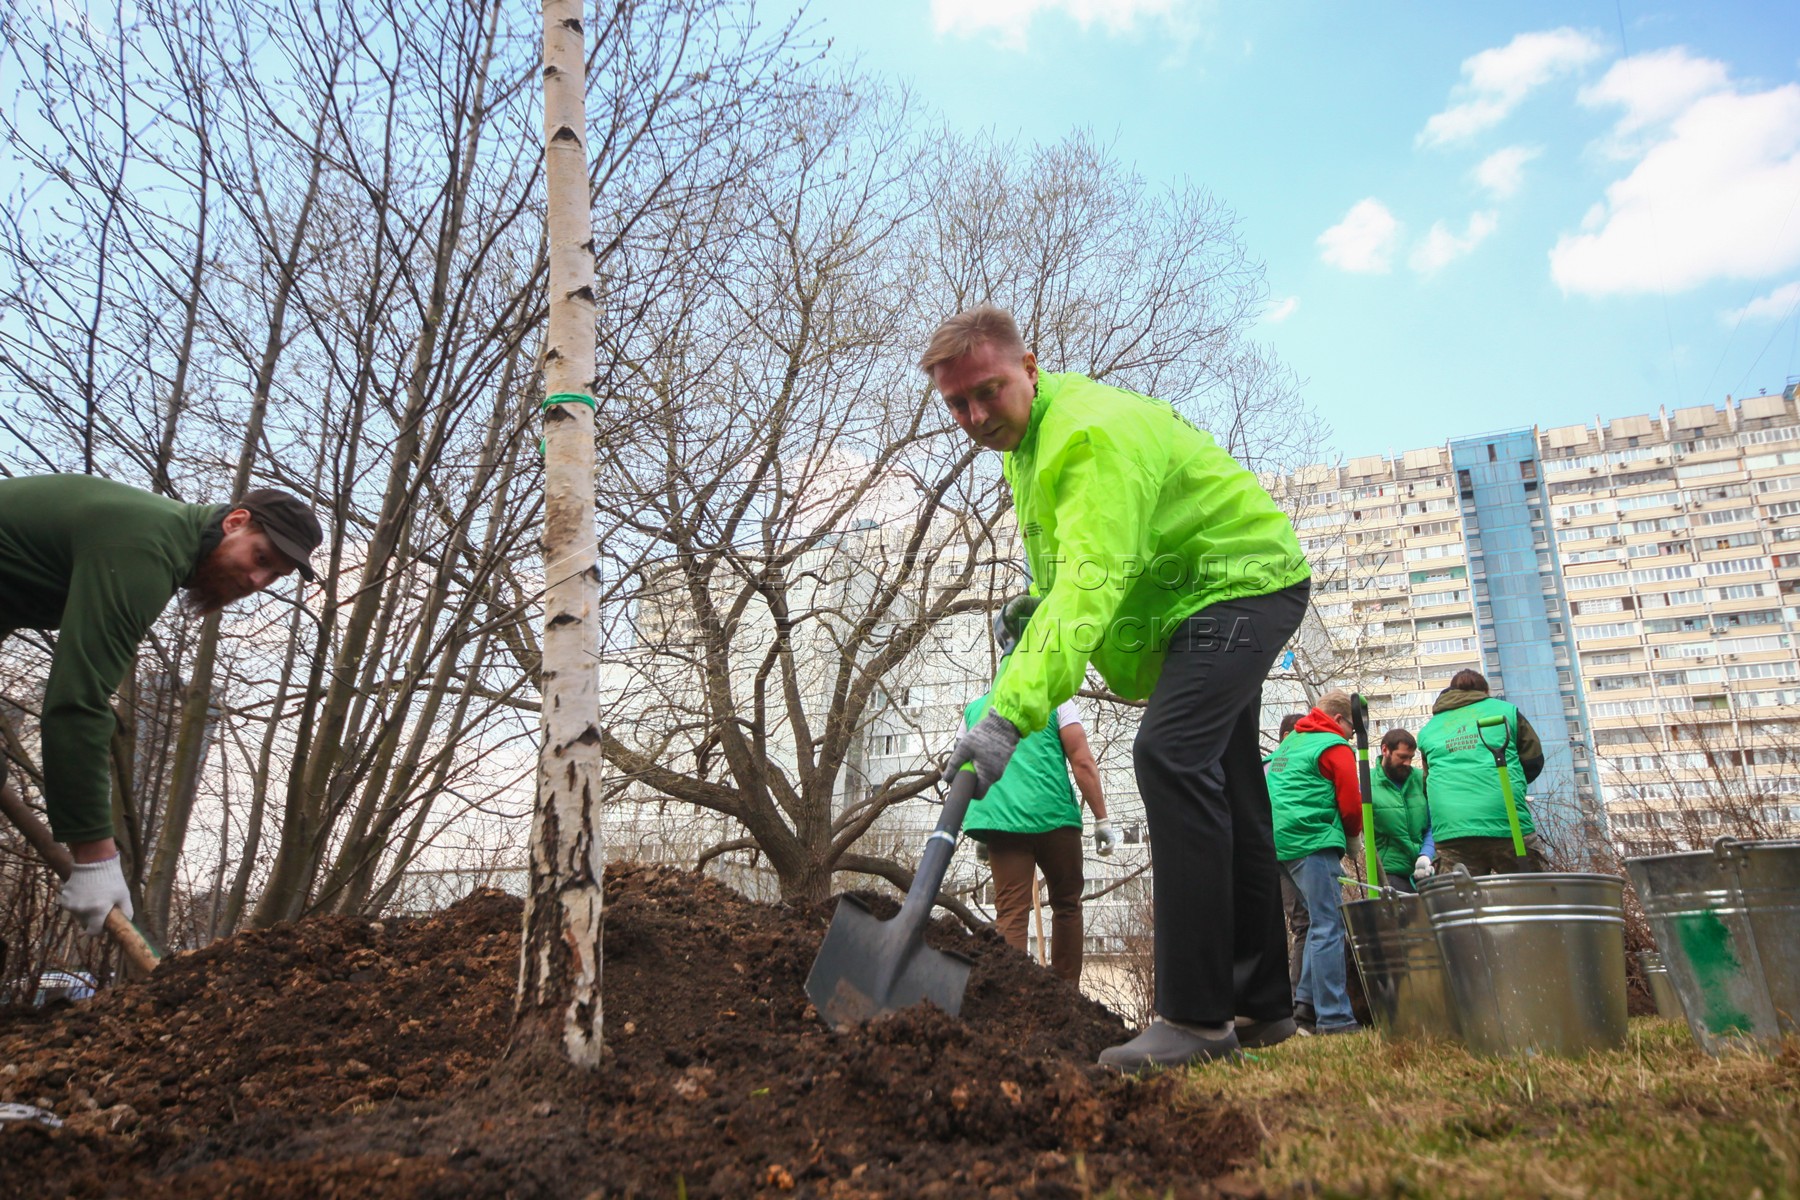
[{"x1": 0, "y1": 863, "x2": 1255, "y2": 1197}]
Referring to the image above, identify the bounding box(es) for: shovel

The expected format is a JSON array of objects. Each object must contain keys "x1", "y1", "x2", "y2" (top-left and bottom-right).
[
  {"x1": 1350, "y1": 693, "x2": 1383, "y2": 890},
  {"x1": 0, "y1": 776, "x2": 161, "y2": 975},
  {"x1": 1476, "y1": 712, "x2": 1529, "y2": 868},
  {"x1": 806, "y1": 764, "x2": 977, "y2": 1028}
]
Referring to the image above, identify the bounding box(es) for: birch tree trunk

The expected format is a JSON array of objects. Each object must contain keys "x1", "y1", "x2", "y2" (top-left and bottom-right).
[{"x1": 516, "y1": 0, "x2": 605, "y2": 1068}]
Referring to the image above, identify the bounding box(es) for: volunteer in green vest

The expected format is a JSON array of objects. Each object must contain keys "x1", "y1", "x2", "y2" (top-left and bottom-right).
[
  {"x1": 1371, "y1": 727, "x2": 1436, "y2": 892},
  {"x1": 1267, "y1": 712, "x2": 1313, "y2": 1026},
  {"x1": 963, "y1": 596, "x2": 1118, "y2": 984},
  {"x1": 0, "y1": 475, "x2": 323, "y2": 934},
  {"x1": 1267, "y1": 690, "x2": 1362, "y2": 1036},
  {"x1": 924, "y1": 305, "x2": 1312, "y2": 1072},
  {"x1": 1416, "y1": 669, "x2": 1551, "y2": 874}
]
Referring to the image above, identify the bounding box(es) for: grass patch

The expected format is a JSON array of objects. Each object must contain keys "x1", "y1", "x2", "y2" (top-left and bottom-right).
[{"x1": 1182, "y1": 1019, "x2": 1800, "y2": 1198}]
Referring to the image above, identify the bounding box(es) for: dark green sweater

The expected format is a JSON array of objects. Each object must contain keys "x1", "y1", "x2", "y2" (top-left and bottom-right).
[{"x1": 0, "y1": 475, "x2": 221, "y2": 842}]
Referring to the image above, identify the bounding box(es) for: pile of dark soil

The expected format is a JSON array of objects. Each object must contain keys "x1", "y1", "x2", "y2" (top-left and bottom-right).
[{"x1": 0, "y1": 863, "x2": 1256, "y2": 1198}]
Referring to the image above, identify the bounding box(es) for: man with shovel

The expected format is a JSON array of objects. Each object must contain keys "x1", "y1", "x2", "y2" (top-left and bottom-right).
[
  {"x1": 0, "y1": 475, "x2": 322, "y2": 934},
  {"x1": 1415, "y1": 669, "x2": 1551, "y2": 874},
  {"x1": 924, "y1": 305, "x2": 1311, "y2": 1071}
]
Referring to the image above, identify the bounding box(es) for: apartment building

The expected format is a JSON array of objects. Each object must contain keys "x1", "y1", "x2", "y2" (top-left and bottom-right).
[{"x1": 1271, "y1": 384, "x2": 1800, "y2": 855}]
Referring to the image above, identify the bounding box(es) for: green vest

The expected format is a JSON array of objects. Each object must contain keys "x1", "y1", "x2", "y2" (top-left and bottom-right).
[
  {"x1": 987, "y1": 372, "x2": 1311, "y2": 735},
  {"x1": 1417, "y1": 696, "x2": 1535, "y2": 841},
  {"x1": 1268, "y1": 730, "x2": 1349, "y2": 861},
  {"x1": 1371, "y1": 767, "x2": 1429, "y2": 875},
  {"x1": 961, "y1": 690, "x2": 1079, "y2": 838}
]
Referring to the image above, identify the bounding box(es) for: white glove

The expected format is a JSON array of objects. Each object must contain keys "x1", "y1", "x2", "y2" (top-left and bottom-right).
[
  {"x1": 941, "y1": 711, "x2": 1020, "y2": 796},
  {"x1": 1094, "y1": 821, "x2": 1121, "y2": 856},
  {"x1": 60, "y1": 855, "x2": 133, "y2": 936},
  {"x1": 1414, "y1": 854, "x2": 1435, "y2": 881}
]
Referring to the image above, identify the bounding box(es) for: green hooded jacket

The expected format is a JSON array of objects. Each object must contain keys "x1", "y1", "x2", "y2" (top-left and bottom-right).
[{"x1": 988, "y1": 373, "x2": 1310, "y2": 735}]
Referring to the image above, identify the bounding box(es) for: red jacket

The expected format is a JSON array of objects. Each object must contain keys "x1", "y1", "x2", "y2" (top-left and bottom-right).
[{"x1": 1293, "y1": 709, "x2": 1363, "y2": 837}]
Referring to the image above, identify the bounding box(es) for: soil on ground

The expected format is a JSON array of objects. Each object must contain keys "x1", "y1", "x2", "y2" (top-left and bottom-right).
[{"x1": 0, "y1": 864, "x2": 1256, "y2": 1198}]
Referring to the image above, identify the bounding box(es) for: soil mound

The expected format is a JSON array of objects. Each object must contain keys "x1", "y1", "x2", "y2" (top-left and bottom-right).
[{"x1": 0, "y1": 864, "x2": 1255, "y2": 1198}]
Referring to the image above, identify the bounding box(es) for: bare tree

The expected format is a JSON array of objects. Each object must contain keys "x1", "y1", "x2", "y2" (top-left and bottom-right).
[
  {"x1": 1604, "y1": 709, "x2": 1800, "y2": 858},
  {"x1": 590, "y1": 119, "x2": 1308, "y2": 905}
]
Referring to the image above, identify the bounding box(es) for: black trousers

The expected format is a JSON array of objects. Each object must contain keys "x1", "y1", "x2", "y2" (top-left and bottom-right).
[{"x1": 1132, "y1": 581, "x2": 1308, "y2": 1026}]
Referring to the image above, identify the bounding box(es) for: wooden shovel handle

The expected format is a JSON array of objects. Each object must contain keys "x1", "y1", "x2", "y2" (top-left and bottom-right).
[{"x1": 0, "y1": 777, "x2": 162, "y2": 975}]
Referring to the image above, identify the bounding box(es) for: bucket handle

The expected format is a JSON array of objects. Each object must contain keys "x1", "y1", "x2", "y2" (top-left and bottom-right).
[{"x1": 1711, "y1": 836, "x2": 1749, "y2": 872}]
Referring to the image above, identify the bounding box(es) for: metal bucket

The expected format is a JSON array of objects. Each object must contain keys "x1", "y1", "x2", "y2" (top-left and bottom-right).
[
  {"x1": 1343, "y1": 894, "x2": 1460, "y2": 1041},
  {"x1": 1637, "y1": 950, "x2": 1685, "y2": 1022},
  {"x1": 1420, "y1": 870, "x2": 1629, "y2": 1056},
  {"x1": 1626, "y1": 838, "x2": 1800, "y2": 1055}
]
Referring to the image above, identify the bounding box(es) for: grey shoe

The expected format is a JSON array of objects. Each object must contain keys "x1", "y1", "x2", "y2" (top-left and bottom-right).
[
  {"x1": 1314, "y1": 1021, "x2": 1362, "y2": 1036},
  {"x1": 1097, "y1": 1018, "x2": 1242, "y2": 1074},
  {"x1": 1234, "y1": 1014, "x2": 1298, "y2": 1048}
]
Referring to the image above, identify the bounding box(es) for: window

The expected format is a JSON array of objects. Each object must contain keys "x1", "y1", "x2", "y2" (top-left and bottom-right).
[
  {"x1": 1575, "y1": 620, "x2": 1640, "y2": 640},
  {"x1": 1520, "y1": 460, "x2": 1537, "y2": 480},
  {"x1": 1704, "y1": 556, "x2": 1768, "y2": 576}
]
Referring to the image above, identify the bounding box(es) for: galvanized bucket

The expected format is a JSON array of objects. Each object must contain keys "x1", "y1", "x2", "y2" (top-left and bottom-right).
[
  {"x1": 1637, "y1": 950, "x2": 1685, "y2": 1022},
  {"x1": 1626, "y1": 838, "x2": 1800, "y2": 1055},
  {"x1": 1420, "y1": 870, "x2": 1629, "y2": 1056},
  {"x1": 1343, "y1": 893, "x2": 1460, "y2": 1041}
]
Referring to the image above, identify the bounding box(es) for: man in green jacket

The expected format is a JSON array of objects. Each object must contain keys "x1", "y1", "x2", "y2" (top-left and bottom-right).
[
  {"x1": 1416, "y1": 669, "x2": 1551, "y2": 875},
  {"x1": 1268, "y1": 691, "x2": 1362, "y2": 1035},
  {"x1": 1371, "y1": 728, "x2": 1435, "y2": 892},
  {"x1": 924, "y1": 305, "x2": 1312, "y2": 1071},
  {"x1": 963, "y1": 596, "x2": 1117, "y2": 984},
  {"x1": 0, "y1": 474, "x2": 322, "y2": 934}
]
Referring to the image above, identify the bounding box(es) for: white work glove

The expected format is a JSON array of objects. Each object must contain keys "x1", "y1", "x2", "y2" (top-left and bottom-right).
[
  {"x1": 60, "y1": 855, "x2": 132, "y2": 936},
  {"x1": 941, "y1": 710, "x2": 1020, "y2": 796},
  {"x1": 1094, "y1": 821, "x2": 1121, "y2": 856},
  {"x1": 1414, "y1": 854, "x2": 1435, "y2": 882}
]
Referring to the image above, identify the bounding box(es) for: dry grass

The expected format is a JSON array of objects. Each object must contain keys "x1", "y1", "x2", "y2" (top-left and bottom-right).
[{"x1": 1177, "y1": 1019, "x2": 1800, "y2": 1199}]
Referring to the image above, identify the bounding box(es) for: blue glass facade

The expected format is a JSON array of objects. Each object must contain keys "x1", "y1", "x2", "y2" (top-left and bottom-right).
[{"x1": 1450, "y1": 429, "x2": 1599, "y2": 844}]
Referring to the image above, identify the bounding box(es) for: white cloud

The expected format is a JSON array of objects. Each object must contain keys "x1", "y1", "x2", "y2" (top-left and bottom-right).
[
  {"x1": 1410, "y1": 212, "x2": 1499, "y2": 274},
  {"x1": 1551, "y1": 82, "x2": 1800, "y2": 295},
  {"x1": 1318, "y1": 199, "x2": 1401, "y2": 274},
  {"x1": 931, "y1": 0, "x2": 1197, "y2": 52},
  {"x1": 1418, "y1": 28, "x2": 1606, "y2": 147},
  {"x1": 1263, "y1": 295, "x2": 1299, "y2": 323},
  {"x1": 1578, "y1": 47, "x2": 1730, "y2": 154},
  {"x1": 1473, "y1": 145, "x2": 1541, "y2": 199},
  {"x1": 1724, "y1": 282, "x2": 1800, "y2": 324}
]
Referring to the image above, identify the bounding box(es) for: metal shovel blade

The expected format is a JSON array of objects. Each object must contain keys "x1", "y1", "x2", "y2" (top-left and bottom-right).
[
  {"x1": 806, "y1": 893, "x2": 973, "y2": 1027},
  {"x1": 805, "y1": 766, "x2": 979, "y2": 1028}
]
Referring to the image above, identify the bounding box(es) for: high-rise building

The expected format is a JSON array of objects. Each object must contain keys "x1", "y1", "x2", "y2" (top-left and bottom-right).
[{"x1": 1269, "y1": 384, "x2": 1800, "y2": 855}]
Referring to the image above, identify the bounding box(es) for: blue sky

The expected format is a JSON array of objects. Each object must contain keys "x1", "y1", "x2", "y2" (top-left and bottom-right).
[{"x1": 806, "y1": 0, "x2": 1800, "y2": 460}]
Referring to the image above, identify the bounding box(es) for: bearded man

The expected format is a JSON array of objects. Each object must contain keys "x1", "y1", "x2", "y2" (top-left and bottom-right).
[{"x1": 0, "y1": 475, "x2": 322, "y2": 933}]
